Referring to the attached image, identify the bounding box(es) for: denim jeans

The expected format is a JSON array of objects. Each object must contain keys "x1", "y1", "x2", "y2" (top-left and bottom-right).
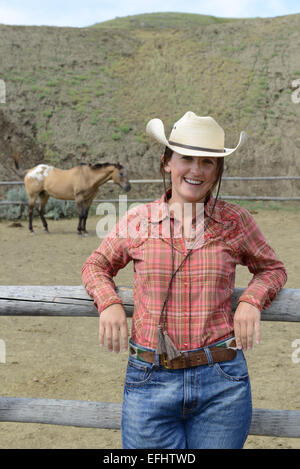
[{"x1": 121, "y1": 339, "x2": 252, "y2": 449}]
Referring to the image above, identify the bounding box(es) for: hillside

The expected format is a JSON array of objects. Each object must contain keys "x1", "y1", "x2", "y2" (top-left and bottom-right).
[{"x1": 0, "y1": 12, "x2": 299, "y2": 200}]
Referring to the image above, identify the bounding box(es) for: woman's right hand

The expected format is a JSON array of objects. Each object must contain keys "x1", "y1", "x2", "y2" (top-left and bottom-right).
[{"x1": 99, "y1": 303, "x2": 129, "y2": 353}]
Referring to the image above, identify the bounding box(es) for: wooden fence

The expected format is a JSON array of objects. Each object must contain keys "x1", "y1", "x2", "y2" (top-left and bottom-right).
[
  {"x1": 1, "y1": 177, "x2": 300, "y2": 202},
  {"x1": 0, "y1": 285, "x2": 300, "y2": 438}
]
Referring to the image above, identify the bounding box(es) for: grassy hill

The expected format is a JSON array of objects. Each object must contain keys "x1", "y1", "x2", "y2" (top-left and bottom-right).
[
  {"x1": 0, "y1": 12, "x2": 299, "y2": 200},
  {"x1": 91, "y1": 12, "x2": 241, "y2": 29}
]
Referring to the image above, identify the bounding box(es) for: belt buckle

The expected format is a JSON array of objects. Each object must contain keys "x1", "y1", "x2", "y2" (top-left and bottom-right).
[{"x1": 162, "y1": 355, "x2": 171, "y2": 369}]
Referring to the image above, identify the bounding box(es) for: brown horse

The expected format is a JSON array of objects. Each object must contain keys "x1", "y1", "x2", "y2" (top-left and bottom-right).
[{"x1": 13, "y1": 154, "x2": 131, "y2": 234}]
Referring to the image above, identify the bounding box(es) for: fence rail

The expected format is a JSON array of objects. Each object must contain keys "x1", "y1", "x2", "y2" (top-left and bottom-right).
[
  {"x1": 1, "y1": 196, "x2": 300, "y2": 206},
  {"x1": 0, "y1": 397, "x2": 298, "y2": 437},
  {"x1": 1, "y1": 176, "x2": 300, "y2": 186},
  {"x1": 0, "y1": 285, "x2": 299, "y2": 321},
  {"x1": 1, "y1": 178, "x2": 300, "y2": 203},
  {"x1": 0, "y1": 285, "x2": 299, "y2": 437}
]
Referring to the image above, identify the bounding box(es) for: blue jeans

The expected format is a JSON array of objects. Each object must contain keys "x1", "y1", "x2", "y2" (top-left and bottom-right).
[{"x1": 121, "y1": 339, "x2": 252, "y2": 449}]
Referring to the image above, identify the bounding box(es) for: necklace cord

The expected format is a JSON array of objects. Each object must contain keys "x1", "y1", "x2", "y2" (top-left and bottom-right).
[{"x1": 159, "y1": 165, "x2": 223, "y2": 331}]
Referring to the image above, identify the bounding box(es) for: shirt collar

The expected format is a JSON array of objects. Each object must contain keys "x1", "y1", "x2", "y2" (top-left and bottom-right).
[{"x1": 148, "y1": 189, "x2": 224, "y2": 224}]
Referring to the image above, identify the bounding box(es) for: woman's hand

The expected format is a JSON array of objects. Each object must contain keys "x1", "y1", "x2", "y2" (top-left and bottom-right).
[
  {"x1": 234, "y1": 301, "x2": 261, "y2": 350},
  {"x1": 99, "y1": 304, "x2": 129, "y2": 353}
]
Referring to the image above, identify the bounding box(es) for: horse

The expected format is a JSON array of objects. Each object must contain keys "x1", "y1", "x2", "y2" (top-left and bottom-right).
[{"x1": 12, "y1": 153, "x2": 131, "y2": 235}]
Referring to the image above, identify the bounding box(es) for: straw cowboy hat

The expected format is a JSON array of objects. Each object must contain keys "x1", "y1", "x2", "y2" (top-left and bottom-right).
[{"x1": 146, "y1": 111, "x2": 247, "y2": 157}]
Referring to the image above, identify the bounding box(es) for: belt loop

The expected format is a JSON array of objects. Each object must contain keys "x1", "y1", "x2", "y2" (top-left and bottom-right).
[
  {"x1": 154, "y1": 351, "x2": 160, "y2": 368},
  {"x1": 204, "y1": 347, "x2": 214, "y2": 367}
]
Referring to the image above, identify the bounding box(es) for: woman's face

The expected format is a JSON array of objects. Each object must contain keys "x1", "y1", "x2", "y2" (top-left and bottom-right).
[{"x1": 164, "y1": 152, "x2": 219, "y2": 206}]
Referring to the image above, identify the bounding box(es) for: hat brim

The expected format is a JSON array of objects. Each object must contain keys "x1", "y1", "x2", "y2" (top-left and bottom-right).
[{"x1": 146, "y1": 118, "x2": 247, "y2": 157}]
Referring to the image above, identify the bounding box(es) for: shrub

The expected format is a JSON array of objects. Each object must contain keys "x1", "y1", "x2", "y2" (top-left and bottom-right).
[
  {"x1": 119, "y1": 124, "x2": 131, "y2": 134},
  {"x1": 0, "y1": 187, "x2": 79, "y2": 220}
]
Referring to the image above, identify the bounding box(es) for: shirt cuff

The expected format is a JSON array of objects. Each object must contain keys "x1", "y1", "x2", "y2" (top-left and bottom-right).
[
  {"x1": 94, "y1": 297, "x2": 124, "y2": 315},
  {"x1": 237, "y1": 295, "x2": 263, "y2": 312}
]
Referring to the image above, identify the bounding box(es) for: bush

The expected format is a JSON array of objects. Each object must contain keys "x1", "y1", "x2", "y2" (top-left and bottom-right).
[
  {"x1": 44, "y1": 198, "x2": 78, "y2": 220},
  {"x1": 0, "y1": 187, "x2": 30, "y2": 220},
  {"x1": 0, "y1": 187, "x2": 79, "y2": 220}
]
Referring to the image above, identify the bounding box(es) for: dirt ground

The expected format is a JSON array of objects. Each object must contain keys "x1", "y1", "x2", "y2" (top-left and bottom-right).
[{"x1": 0, "y1": 208, "x2": 299, "y2": 449}]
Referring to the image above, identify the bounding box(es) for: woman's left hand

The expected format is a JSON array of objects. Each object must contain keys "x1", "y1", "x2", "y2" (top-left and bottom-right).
[{"x1": 234, "y1": 301, "x2": 261, "y2": 350}]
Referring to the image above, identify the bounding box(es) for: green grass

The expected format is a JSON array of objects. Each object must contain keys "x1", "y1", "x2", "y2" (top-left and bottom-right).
[
  {"x1": 119, "y1": 124, "x2": 131, "y2": 134},
  {"x1": 43, "y1": 109, "x2": 53, "y2": 118},
  {"x1": 91, "y1": 12, "x2": 241, "y2": 29}
]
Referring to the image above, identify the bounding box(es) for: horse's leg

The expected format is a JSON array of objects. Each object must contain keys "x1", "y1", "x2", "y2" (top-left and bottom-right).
[
  {"x1": 76, "y1": 200, "x2": 85, "y2": 235},
  {"x1": 38, "y1": 191, "x2": 50, "y2": 232},
  {"x1": 82, "y1": 199, "x2": 94, "y2": 235},
  {"x1": 76, "y1": 198, "x2": 92, "y2": 235},
  {"x1": 82, "y1": 209, "x2": 89, "y2": 235},
  {"x1": 28, "y1": 196, "x2": 37, "y2": 234}
]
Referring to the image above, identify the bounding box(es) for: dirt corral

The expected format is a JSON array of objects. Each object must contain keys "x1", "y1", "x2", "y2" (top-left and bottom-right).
[{"x1": 0, "y1": 208, "x2": 299, "y2": 449}]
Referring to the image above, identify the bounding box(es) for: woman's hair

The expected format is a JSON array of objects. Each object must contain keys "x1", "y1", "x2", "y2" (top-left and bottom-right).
[{"x1": 160, "y1": 146, "x2": 224, "y2": 199}]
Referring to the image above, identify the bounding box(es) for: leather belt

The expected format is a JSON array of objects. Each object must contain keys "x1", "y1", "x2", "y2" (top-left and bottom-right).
[{"x1": 129, "y1": 339, "x2": 237, "y2": 370}]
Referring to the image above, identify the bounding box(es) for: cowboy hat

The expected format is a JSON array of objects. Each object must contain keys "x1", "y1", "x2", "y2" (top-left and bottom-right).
[{"x1": 146, "y1": 111, "x2": 247, "y2": 157}]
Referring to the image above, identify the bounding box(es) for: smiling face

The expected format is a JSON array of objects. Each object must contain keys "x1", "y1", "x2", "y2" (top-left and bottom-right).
[{"x1": 164, "y1": 151, "x2": 220, "y2": 207}]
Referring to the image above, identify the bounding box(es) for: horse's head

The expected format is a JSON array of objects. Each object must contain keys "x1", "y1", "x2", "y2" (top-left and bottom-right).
[{"x1": 111, "y1": 163, "x2": 131, "y2": 192}]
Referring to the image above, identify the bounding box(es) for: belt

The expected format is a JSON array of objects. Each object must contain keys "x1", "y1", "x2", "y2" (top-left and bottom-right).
[{"x1": 129, "y1": 338, "x2": 237, "y2": 370}]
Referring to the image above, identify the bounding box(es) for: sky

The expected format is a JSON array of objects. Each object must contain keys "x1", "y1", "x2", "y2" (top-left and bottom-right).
[{"x1": 0, "y1": 0, "x2": 299, "y2": 27}]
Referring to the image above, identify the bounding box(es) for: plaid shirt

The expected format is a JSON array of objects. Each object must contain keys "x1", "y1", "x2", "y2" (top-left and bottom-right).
[{"x1": 81, "y1": 192, "x2": 287, "y2": 350}]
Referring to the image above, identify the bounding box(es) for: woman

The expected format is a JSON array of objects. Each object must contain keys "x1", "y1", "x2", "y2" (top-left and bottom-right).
[{"x1": 81, "y1": 112, "x2": 287, "y2": 449}]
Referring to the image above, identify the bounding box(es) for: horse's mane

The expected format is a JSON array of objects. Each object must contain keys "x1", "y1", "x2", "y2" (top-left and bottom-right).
[{"x1": 79, "y1": 162, "x2": 123, "y2": 170}]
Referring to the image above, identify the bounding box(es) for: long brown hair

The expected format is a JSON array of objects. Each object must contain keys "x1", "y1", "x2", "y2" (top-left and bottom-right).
[{"x1": 160, "y1": 147, "x2": 224, "y2": 200}]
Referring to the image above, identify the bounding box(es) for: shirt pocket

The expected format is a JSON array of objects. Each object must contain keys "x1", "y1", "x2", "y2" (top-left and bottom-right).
[{"x1": 220, "y1": 219, "x2": 241, "y2": 254}]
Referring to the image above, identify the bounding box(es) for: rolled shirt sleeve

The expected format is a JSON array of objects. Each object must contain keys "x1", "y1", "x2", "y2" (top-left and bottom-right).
[{"x1": 237, "y1": 208, "x2": 287, "y2": 312}]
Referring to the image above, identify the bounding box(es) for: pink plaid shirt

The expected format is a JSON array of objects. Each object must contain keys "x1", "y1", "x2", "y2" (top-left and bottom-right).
[{"x1": 81, "y1": 192, "x2": 287, "y2": 350}]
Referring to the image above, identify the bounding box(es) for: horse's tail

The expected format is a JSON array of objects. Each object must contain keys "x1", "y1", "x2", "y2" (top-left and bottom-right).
[{"x1": 11, "y1": 151, "x2": 28, "y2": 179}]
